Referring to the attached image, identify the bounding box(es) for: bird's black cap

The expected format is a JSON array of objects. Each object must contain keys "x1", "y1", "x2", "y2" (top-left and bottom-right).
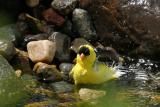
[{"x1": 78, "y1": 46, "x2": 90, "y2": 56}]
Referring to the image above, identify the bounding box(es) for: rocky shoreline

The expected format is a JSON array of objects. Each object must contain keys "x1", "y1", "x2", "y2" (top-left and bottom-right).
[{"x1": 0, "y1": 0, "x2": 160, "y2": 107}]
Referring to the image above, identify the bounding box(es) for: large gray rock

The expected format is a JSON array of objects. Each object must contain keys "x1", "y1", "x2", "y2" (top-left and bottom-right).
[
  {"x1": 72, "y1": 8, "x2": 97, "y2": 41},
  {"x1": 0, "y1": 24, "x2": 21, "y2": 46},
  {"x1": 51, "y1": 0, "x2": 78, "y2": 15},
  {"x1": 59, "y1": 20, "x2": 72, "y2": 36},
  {"x1": 0, "y1": 55, "x2": 14, "y2": 77},
  {"x1": 0, "y1": 40, "x2": 16, "y2": 60},
  {"x1": 87, "y1": 0, "x2": 160, "y2": 60},
  {"x1": 0, "y1": 55, "x2": 29, "y2": 107},
  {"x1": 48, "y1": 32, "x2": 71, "y2": 62}
]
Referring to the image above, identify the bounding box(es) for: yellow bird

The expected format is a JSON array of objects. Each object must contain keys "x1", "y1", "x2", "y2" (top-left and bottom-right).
[{"x1": 70, "y1": 45, "x2": 117, "y2": 85}]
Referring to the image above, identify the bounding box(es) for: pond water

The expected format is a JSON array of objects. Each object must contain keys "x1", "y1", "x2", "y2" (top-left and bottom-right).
[{"x1": 76, "y1": 57, "x2": 160, "y2": 107}]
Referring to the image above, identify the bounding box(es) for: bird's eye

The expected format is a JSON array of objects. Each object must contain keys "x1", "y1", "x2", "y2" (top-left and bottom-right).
[{"x1": 78, "y1": 46, "x2": 90, "y2": 56}]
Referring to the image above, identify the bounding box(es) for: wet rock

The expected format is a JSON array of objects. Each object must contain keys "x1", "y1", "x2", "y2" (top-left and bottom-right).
[
  {"x1": 57, "y1": 102, "x2": 76, "y2": 107},
  {"x1": 0, "y1": 55, "x2": 29, "y2": 107},
  {"x1": 22, "y1": 13, "x2": 48, "y2": 34},
  {"x1": 59, "y1": 20, "x2": 72, "y2": 36},
  {"x1": 95, "y1": 44, "x2": 122, "y2": 62},
  {"x1": 16, "y1": 21, "x2": 30, "y2": 36},
  {"x1": 58, "y1": 92, "x2": 79, "y2": 102},
  {"x1": 150, "y1": 95, "x2": 160, "y2": 105},
  {"x1": 11, "y1": 49, "x2": 32, "y2": 74},
  {"x1": 25, "y1": 0, "x2": 39, "y2": 7},
  {"x1": 70, "y1": 38, "x2": 92, "y2": 53},
  {"x1": 59, "y1": 63, "x2": 74, "y2": 75},
  {"x1": 33, "y1": 62, "x2": 62, "y2": 83},
  {"x1": 0, "y1": 54, "x2": 14, "y2": 77},
  {"x1": 79, "y1": 88, "x2": 106, "y2": 101},
  {"x1": 59, "y1": 63, "x2": 74, "y2": 81},
  {"x1": 48, "y1": 32, "x2": 71, "y2": 62},
  {"x1": 51, "y1": 0, "x2": 78, "y2": 15},
  {"x1": 42, "y1": 8, "x2": 65, "y2": 26},
  {"x1": 79, "y1": 0, "x2": 92, "y2": 9},
  {"x1": 0, "y1": 40, "x2": 16, "y2": 61},
  {"x1": 87, "y1": 0, "x2": 160, "y2": 59},
  {"x1": 23, "y1": 33, "x2": 49, "y2": 47},
  {"x1": 24, "y1": 100, "x2": 58, "y2": 107},
  {"x1": 28, "y1": 87, "x2": 55, "y2": 98},
  {"x1": 119, "y1": 3, "x2": 160, "y2": 59},
  {"x1": 27, "y1": 40, "x2": 56, "y2": 63},
  {"x1": 21, "y1": 74, "x2": 37, "y2": 90},
  {"x1": 39, "y1": 24, "x2": 55, "y2": 34},
  {"x1": 72, "y1": 8, "x2": 97, "y2": 41},
  {"x1": 87, "y1": 0, "x2": 137, "y2": 52},
  {"x1": 0, "y1": 24, "x2": 21, "y2": 46},
  {"x1": 50, "y1": 81, "x2": 74, "y2": 93}
]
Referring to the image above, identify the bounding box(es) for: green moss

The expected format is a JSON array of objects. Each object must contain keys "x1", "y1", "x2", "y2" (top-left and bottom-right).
[{"x1": 0, "y1": 55, "x2": 30, "y2": 107}]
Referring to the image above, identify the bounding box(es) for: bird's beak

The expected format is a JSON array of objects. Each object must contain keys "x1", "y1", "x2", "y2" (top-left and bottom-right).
[{"x1": 80, "y1": 53, "x2": 85, "y2": 60}]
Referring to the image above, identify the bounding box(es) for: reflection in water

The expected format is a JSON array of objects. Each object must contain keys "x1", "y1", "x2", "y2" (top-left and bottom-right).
[{"x1": 77, "y1": 57, "x2": 160, "y2": 107}]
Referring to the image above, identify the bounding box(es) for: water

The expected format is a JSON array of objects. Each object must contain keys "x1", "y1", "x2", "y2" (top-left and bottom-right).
[
  {"x1": 1, "y1": 54, "x2": 160, "y2": 107},
  {"x1": 77, "y1": 57, "x2": 160, "y2": 107}
]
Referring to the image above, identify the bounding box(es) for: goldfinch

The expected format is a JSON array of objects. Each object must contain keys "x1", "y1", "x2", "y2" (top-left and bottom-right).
[{"x1": 70, "y1": 45, "x2": 117, "y2": 85}]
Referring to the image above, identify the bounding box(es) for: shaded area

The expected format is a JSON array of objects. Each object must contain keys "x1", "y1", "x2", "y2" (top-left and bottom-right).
[{"x1": 87, "y1": 0, "x2": 160, "y2": 60}]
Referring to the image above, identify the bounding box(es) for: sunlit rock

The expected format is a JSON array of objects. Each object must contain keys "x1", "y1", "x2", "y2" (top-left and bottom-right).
[
  {"x1": 27, "y1": 40, "x2": 56, "y2": 63},
  {"x1": 79, "y1": 88, "x2": 106, "y2": 101}
]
